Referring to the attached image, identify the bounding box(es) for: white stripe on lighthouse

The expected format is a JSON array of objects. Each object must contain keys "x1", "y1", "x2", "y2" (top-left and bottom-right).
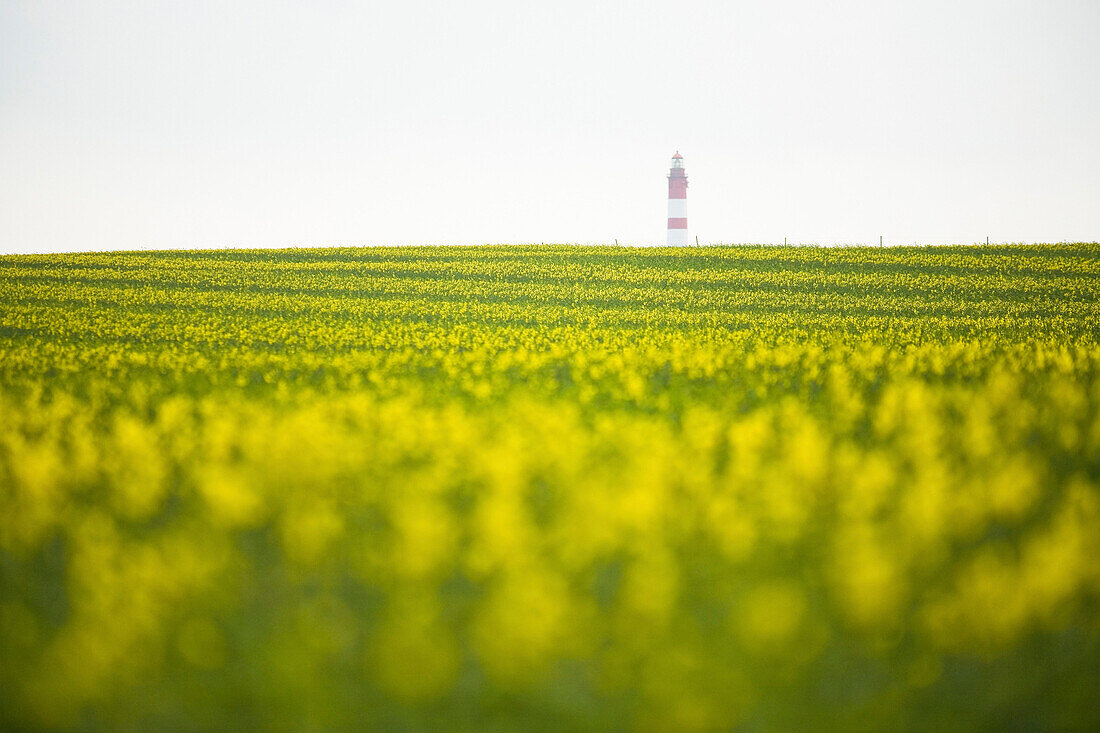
[
  {"x1": 667, "y1": 198, "x2": 687, "y2": 218},
  {"x1": 668, "y1": 229, "x2": 691, "y2": 246}
]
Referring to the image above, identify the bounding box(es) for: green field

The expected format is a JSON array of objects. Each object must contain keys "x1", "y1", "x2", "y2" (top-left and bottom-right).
[{"x1": 2, "y1": 244, "x2": 1099, "y2": 730}]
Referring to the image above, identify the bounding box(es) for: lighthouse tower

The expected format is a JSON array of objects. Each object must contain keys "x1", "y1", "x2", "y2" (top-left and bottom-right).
[{"x1": 667, "y1": 151, "x2": 689, "y2": 246}]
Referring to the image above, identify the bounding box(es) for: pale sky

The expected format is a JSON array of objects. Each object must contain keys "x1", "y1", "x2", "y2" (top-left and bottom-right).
[{"x1": 1, "y1": 0, "x2": 1097, "y2": 253}]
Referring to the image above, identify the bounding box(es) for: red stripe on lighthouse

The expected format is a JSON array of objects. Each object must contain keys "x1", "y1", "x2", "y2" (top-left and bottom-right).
[{"x1": 668, "y1": 218, "x2": 688, "y2": 229}]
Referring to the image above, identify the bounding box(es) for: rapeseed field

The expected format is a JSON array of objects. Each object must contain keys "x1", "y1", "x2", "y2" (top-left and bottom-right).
[{"x1": 1, "y1": 244, "x2": 1099, "y2": 730}]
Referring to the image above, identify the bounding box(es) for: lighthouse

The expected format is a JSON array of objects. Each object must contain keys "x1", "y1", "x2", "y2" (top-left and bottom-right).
[{"x1": 667, "y1": 151, "x2": 689, "y2": 246}]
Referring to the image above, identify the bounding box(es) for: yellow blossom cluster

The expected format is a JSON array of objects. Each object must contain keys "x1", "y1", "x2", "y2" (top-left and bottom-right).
[{"x1": 1, "y1": 243, "x2": 1099, "y2": 730}]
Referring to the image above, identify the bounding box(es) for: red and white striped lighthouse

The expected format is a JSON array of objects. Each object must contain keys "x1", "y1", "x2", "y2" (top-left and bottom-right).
[{"x1": 667, "y1": 151, "x2": 689, "y2": 246}]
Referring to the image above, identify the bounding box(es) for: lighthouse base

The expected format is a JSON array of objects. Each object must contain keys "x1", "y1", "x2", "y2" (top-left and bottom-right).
[{"x1": 667, "y1": 229, "x2": 691, "y2": 247}]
